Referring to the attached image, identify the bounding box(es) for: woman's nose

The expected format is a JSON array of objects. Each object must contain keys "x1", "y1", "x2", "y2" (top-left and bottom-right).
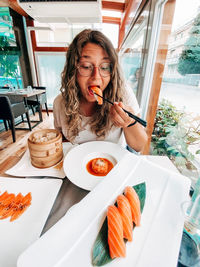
[{"x1": 91, "y1": 66, "x2": 101, "y2": 78}]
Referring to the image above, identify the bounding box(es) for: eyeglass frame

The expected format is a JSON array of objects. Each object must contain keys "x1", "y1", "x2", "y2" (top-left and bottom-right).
[{"x1": 77, "y1": 61, "x2": 112, "y2": 77}]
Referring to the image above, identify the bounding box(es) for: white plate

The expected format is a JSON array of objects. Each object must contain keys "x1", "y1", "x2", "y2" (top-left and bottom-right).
[
  {"x1": 6, "y1": 143, "x2": 75, "y2": 178},
  {"x1": 17, "y1": 154, "x2": 191, "y2": 267},
  {"x1": 0, "y1": 177, "x2": 62, "y2": 267},
  {"x1": 63, "y1": 141, "x2": 129, "y2": 190}
]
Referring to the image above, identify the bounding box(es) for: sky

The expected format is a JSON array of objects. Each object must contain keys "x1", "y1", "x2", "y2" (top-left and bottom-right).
[{"x1": 172, "y1": 0, "x2": 200, "y2": 30}]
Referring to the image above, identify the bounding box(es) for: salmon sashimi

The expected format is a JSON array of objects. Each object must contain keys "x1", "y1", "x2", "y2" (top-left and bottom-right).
[
  {"x1": 0, "y1": 193, "x2": 15, "y2": 214},
  {"x1": 10, "y1": 192, "x2": 32, "y2": 222},
  {"x1": 0, "y1": 193, "x2": 19, "y2": 219},
  {"x1": 90, "y1": 86, "x2": 103, "y2": 105},
  {"x1": 0, "y1": 193, "x2": 24, "y2": 220},
  {"x1": 0, "y1": 191, "x2": 32, "y2": 222},
  {"x1": 107, "y1": 205, "x2": 126, "y2": 259},
  {"x1": 124, "y1": 186, "x2": 141, "y2": 226},
  {"x1": 0, "y1": 191, "x2": 9, "y2": 202},
  {"x1": 117, "y1": 194, "x2": 133, "y2": 241}
]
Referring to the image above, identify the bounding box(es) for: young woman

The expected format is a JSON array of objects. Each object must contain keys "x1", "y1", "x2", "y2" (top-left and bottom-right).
[{"x1": 53, "y1": 29, "x2": 147, "y2": 152}]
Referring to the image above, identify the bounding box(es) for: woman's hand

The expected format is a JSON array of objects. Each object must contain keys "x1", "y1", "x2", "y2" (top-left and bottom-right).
[
  {"x1": 110, "y1": 102, "x2": 135, "y2": 128},
  {"x1": 110, "y1": 102, "x2": 148, "y2": 152}
]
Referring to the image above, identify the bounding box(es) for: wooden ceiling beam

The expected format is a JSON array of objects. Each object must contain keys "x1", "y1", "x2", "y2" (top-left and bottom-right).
[
  {"x1": 102, "y1": 16, "x2": 121, "y2": 24},
  {"x1": 102, "y1": 1, "x2": 125, "y2": 12}
]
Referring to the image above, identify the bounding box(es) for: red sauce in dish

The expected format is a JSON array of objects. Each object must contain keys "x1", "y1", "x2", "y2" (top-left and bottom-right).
[{"x1": 86, "y1": 158, "x2": 114, "y2": 176}]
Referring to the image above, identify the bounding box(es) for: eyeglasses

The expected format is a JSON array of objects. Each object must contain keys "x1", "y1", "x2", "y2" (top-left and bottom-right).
[{"x1": 77, "y1": 62, "x2": 112, "y2": 77}]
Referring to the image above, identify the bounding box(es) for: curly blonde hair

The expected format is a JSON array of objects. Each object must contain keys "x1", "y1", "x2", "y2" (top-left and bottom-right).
[{"x1": 60, "y1": 29, "x2": 126, "y2": 142}]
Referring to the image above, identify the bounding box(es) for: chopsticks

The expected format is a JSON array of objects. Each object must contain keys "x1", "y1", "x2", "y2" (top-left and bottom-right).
[{"x1": 93, "y1": 92, "x2": 147, "y2": 128}]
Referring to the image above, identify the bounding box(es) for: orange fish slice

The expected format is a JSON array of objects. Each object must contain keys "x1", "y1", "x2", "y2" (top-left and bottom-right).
[
  {"x1": 0, "y1": 191, "x2": 9, "y2": 201},
  {"x1": 10, "y1": 192, "x2": 32, "y2": 222},
  {"x1": 117, "y1": 194, "x2": 133, "y2": 241},
  {"x1": 0, "y1": 193, "x2": 17, "y2": 219},
  {"x1": 0, "y1": 191, "x2": 9, "y2": 205},
  {"x1": 0, "y1": 205, "x2": 15, "y2": 220},
  {"x1": 0, "y1": 193, "x2": 24, "y2": 219},
  {"x1": 124, "y1": 186, "x2": 141, "y2": 226},
  {"x1": 91, "y1": 86, "x2": 103, "y2": 105},
  {"x1": 107, "y1": 205, "x2": 126, "y2": 259},
  {"x1": 0, "y1": 193, "x2": 15, "y2": 214}
]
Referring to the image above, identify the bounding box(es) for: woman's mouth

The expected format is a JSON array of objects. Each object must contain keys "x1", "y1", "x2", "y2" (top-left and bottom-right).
[
  {"x1": 88, "y1": 86, "x2": 100, "y2": 96},
  {"x1": 88, "y1": 87, "x2": 94, "y2": 96}
]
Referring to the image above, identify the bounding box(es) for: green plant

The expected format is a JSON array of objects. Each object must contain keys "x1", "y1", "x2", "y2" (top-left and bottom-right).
[
  {"x1": 0, "y1": 36, "x2": 21, "y2": 88},
  {"x1": 151, "y1": 99, "x2": 200, "y2": 171},
  {"x1": 151, "y1": 99, "x2": 183, "y2": 155}
]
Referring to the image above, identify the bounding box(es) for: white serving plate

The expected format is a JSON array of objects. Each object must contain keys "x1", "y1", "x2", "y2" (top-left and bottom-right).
[
  {"x1": 17, "y1": 154, "x2": 191, "y2": 267},
  {"x1": 6, "y1": 142, "x2": 75, "y2": 178},
  {"x1": 63, "y1": 141, "x2": 129, "y2": 190},
  {"x1": 0, "y1": 177, "x2": 62, "y2": 267}
]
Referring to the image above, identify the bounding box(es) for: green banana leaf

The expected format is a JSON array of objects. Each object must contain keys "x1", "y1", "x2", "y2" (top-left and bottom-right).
[{"x1": 92, "y1": 182, "x2": 146, "y2": 266}]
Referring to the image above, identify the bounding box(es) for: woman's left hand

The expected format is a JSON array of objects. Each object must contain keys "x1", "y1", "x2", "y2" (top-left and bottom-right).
[{"x1": 110, "y1": 102, "x2": 135, "y2": 128}]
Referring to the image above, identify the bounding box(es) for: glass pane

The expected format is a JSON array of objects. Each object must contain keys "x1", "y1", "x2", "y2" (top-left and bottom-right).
[
  {"x1": 0, "y1": 7, "x2": 23, "y2": 88},
  {"x1": 102, "y1": 23, "x2": 119, "y2": 49},
  {"x1": 35, "y1": 52, "x2": 66, "y2": 108},
  {"x1": 0, "y1": 55, "x2": 23, "y2": 88},
  {"x1": 120, "y1": 1, "x2": 151, "y2": 99},
  {"x1": 152, "y1": 0, "x2": 200, "y2": 185},
  {"x1": 34, "y1": 21, "x2": 118, "y2": 48},
  {"x1": 0, "y1": 7, "x2": 16, "y2": 47},
  {"x1": 160, "y1": 2, "x2": 200, "y2": 114}
]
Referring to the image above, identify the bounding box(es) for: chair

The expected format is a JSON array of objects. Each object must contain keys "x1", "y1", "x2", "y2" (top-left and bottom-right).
[
  {"x1": 0, "y1": 96, "x2": 32, "y2": 142},
  {"x1": 27, "y1": 86, "x2": 49, "y2": 116}
]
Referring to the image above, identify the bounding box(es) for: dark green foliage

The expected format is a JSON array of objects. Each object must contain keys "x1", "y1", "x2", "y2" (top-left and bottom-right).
[
  {"x1": 178, "y1": 13, "x2": 200, "y2": 75},
  {"x1": 151, "y1": 99, "x2": 183, "y2": 156},
  {"x1": 0, "y1": 36, "x2": 21, "y2": 88},
  {"x1": 151, "y1": 99, "x2": 200, "y2": 170}
]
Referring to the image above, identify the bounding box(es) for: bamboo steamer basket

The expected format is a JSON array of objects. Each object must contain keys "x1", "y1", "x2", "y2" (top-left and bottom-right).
[{"x1": 28, "y1": 129, "x2": 63, "y2": 168}]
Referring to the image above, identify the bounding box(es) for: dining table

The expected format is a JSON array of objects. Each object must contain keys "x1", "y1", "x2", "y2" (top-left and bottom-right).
[
  {"x1": 0, "y1": 88, "x2": 46, "y2": 128},
  {"x1": 0, "y1": 141, "x2": 192, "y2": 267}
]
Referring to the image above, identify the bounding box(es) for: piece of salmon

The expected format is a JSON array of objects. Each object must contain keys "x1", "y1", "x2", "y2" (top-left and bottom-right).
[
  {"x1": 0, "y1": 193, "x2": 15, "y2": 214},
  {"x1": 0, "y1": 193, "x2": 23, "y2": 220},
  {"x1": 124, "y1": 186, "x2": 141, "y2": 226},
  {"x1": 117, "y1": 194, "x2": 133, "y2": 241},
  {"x1": 91, "y1": 86, "x2": 103, "y2": 105},
  {"x1": 0, "y1": 191, "x2": 9, "y2": 202},
  {"x1": 10, "y1": 192, "x2": 32, "y2": 222},
  {"x1": 107, "y1": 205, "x2": 126, "y2": 259}
]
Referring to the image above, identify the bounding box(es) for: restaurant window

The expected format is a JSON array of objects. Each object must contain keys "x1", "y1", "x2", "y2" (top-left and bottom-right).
[
  {"x1": 151, "y1": 0, "x2": 200, "y2": 185},
  {"x1": 120, "y1": 1, "x2": 151, "y2": 99},
  {"x1": 33, "y1": 21, "x2": 119, "y2": 48},
  {"x1": 0, "y1": 7, "x2": 23, "y2": 89},
  {"x1": 120, "y1": 0, "x2": 166, "y2": 117},
  {"x1": 35, "y1": 52, "x2": 66, "y2": 108},
  {"x1": 32, "y1": 20, "x2": 119, "y2": 107}
]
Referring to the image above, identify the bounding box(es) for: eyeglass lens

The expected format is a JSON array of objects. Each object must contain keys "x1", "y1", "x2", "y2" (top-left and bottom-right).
[{"x1": 78, "y1": 62, "x2": 112, "y2": 77}]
